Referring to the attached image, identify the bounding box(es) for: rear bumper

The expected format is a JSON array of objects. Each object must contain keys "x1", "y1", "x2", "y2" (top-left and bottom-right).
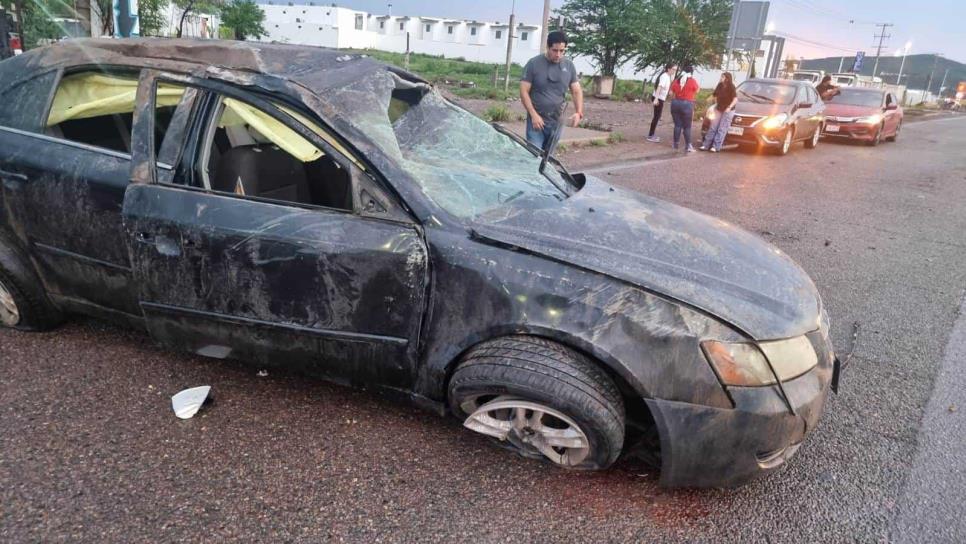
[{"x1": 646, "y1": 330, "x2": 837, "y2": 488}]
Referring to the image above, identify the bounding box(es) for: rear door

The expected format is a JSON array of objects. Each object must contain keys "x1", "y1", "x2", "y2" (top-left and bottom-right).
[
  {"x1": 123, "y1": 72, "x2": 429, "y2": 389},
  {"x1": 883, "y1": 92, "x2": 900, "y2": 134},
  {"x1": 0, "y1": 68, "x2": 176, "y2": 319}
]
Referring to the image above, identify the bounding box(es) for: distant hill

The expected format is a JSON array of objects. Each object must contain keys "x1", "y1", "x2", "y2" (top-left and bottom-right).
[{"x1": 800, "y1": 54, "x2": 965, "y2": 95}]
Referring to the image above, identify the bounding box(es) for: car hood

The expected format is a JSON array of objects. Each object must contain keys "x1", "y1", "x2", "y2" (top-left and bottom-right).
[
  {"x1": 734, "y1": 101, "x2": 791, "y2": 118},
  {"x1": 471, "y1": 176, "x2": 820, "y2": 340},
  {"x1": 824, "y1": 103, "x2": 880, "y2": 118}
]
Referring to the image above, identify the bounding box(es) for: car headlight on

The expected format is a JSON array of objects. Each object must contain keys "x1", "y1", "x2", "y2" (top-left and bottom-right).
[
  {"x1": 706, "y1": 108, "x2": 717, "y2": 121},
  {"x1": 757, "y1": 113, "x2": 789, "y2": 130},
  {"x1": 702, "y1": 336, "x2": 818, "y2": 386},
  {"x1": 858, "y1": 113, "x2": 884, "y2": 125}
]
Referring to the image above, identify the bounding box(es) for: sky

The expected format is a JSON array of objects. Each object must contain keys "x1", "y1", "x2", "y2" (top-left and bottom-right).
[{"x1": 316, "y1": 0, "x2": 965, "y2": 64}]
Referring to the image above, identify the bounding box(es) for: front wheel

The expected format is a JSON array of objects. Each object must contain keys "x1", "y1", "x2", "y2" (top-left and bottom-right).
[
  {"x1": 805, "y1": 124, "x2": 821, "y2": 149},
  {"x1": 774, "y1": 128, "x2": 794, "y2": 156},
  {"x1": 868, "y1": 125, "x2": 883, "y2": 146},
  {"x1": 0, "y1": 241, "x2": 62, "y2": 331},
  {"x1": 448, "y1": 336, "x2": 625, "y2": 470},
  {"x1": 886, "y1": 122, "x2": 901, "y2": 142}
]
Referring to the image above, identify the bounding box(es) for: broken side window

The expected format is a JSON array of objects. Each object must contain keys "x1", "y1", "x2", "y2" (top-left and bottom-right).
[
  {"x1": 46, "y1": 71, "x2": 185, "y2": 156},
  {"x1": 198, "y1": 94, "x2": 354, "y2": 212},
  {"x1": 327, "y1": 71, "x2": 572, "y2": 219}
]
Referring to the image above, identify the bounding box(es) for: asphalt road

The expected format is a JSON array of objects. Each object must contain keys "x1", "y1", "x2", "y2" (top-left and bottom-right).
[{"x1": 3, "y1": 116, "x2": 966, "y2": 542}]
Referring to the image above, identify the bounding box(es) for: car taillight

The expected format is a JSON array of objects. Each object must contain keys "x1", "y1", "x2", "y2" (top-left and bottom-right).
[{"x1": 9, "y1": 36, "x2": 22, "y2": 52}]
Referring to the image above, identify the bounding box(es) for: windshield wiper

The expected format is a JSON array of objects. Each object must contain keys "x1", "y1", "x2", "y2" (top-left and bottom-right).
[
  {"x1": 491, "y1": 119, "x2": 574, "y2": 196},
  {"x1": 751, "y1": 93, "x2": 778, "y2": 104}
]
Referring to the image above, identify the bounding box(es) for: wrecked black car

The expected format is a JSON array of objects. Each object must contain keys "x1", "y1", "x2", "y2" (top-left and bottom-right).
[{"x1": 0, "y1": 39, "x2": 839, "y2": 487}]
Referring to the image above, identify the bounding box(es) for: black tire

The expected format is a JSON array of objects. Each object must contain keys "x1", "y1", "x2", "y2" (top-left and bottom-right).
[
  {"x1": 886, "y1": 122, "x2": 901, "y2": 142},
  {"x1": 868, "y1": 125, "x2": 883, "y2": 146},
  {"x1": 448, "y1": 335, "x2": 625, "y2": 470},
  {"x1": 773, "y1": 127, "x2": 794, "y2": 156},
  {"x1": 0, "y1": 237, "x2": 63, "y2": 331},
  {"x1": 804, "y1": 124, "x2": 821, "y2": 149}
]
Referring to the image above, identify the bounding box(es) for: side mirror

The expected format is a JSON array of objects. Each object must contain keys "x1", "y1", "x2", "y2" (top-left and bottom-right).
[{"x1": 886, "y1": 103, "x2": 898, "y2": 110}]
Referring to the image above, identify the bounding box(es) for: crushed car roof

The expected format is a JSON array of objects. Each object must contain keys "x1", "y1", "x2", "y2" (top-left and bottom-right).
[{"x1": 0, "y1": 38, "x2": 402, "y2": 91}]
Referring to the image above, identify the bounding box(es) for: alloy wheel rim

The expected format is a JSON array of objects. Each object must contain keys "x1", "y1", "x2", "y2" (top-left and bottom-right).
[
  {"x1": 462, "y1": 396, "x2": 591, "y2": 467},
  {"x1": 0, "y1": 278, "x2": 20, "y2": 327}
]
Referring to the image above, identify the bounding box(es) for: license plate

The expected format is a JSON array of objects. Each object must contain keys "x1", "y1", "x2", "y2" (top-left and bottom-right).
[
  {"x1": 727, "y1": 126, "x2": 744, "y2": 136},
  {"x1": 825, "y1": 124, "x2": 840, "y2": 133}
]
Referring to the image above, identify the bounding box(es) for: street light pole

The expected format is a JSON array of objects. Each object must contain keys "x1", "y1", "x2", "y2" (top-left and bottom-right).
[
  {"x1": 896, "y1": 41, "x2": 911, "y2": 85},
  {"x1": 540, "y1": 0, "x2": 550, "y2": 55}
]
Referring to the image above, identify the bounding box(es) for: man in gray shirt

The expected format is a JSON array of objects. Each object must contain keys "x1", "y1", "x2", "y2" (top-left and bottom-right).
[{"x1": 520, "y1": 30, "x2": 584, "y2": 151}]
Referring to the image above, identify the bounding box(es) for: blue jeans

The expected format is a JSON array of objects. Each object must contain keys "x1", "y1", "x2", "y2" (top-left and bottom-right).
[
  {"x1": 703, "y1": 110, "x2": 735, "y2": 151},
  {"x1": 526, "y1": 116, "x2": 557, "y2": 152},
  {"x1": 670, "y1": 99, "x2": 694, "y2": 148}
]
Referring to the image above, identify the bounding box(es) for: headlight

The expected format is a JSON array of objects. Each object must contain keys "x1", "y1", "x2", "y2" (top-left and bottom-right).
[
  {"x1": 706, "y1": 108, "x2": 717, "y2": 121},
  {"x1": 758, "y1": 113, "x2": 788, "y2": 130},
  {"x1": 858, "y1": 113, "x2": 883, "y2": 125},
  {"x1": 702, "y1": 336, "x2": 818, "y2": 386}
]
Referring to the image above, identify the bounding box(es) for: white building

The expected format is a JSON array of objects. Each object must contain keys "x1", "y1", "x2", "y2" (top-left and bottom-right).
[{"x1": 256, "y1": 3, "x2": 544, "y2": 67}]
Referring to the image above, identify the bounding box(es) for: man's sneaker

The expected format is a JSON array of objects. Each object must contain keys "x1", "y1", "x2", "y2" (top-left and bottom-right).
[
  {"x1": 686, "y1": 145, "x2": 696, "y2": 153},
  {"x1": 698, "y1": 145, "x2": 707, "y2": 151},
  {"x1": 646, "y1": 136, "x2": 661, "y2": 143},
  {"x1": 710, "y1": 147, "x2": 719, "y2": 153}
]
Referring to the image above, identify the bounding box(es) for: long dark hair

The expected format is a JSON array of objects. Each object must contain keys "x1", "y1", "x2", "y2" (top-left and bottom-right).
[{"x1": 721, "y1": 71, "x2": 736, "y2": 93}]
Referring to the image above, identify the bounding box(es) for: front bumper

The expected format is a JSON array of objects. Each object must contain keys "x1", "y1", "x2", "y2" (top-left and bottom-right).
[
  {"x1": 701, "y1": 118, "x2": 789, "y2": 147},
  {"x1": 822, "y1": 122, "x2": 877, "y2": 141},
  {"x1": 646, "y1": 329, "x2": 837, "y2": 488}
]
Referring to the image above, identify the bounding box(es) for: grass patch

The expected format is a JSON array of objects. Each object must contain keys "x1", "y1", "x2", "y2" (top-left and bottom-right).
[
  {"x1": 607, "y1": 131, "x2": 625, "y2": 144},
  {"x1": 483, "y1": 105, "x2": 512, "y2": 122},
  {"x1": 349, "y1": 49, "x2": 523, "y2": 101},
  {"x1": 589, "y1": 138, "x2": 607, "y2": 147}
]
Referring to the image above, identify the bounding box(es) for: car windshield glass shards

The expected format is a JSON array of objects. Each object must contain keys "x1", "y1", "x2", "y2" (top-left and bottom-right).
[{"x1": 327, "y1": 70, "x2": 570, "y2": 219}]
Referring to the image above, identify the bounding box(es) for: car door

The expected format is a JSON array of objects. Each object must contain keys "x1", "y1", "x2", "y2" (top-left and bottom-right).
[
  {"x1": 883, "y1": 92, "x2": 899, "y2": 134},
  {"x1": 0, "y1": 67, "x2": 157, "y2": 319},
  {"x1": 122, "y1": 72, "x2": 429, "y2": 389}
]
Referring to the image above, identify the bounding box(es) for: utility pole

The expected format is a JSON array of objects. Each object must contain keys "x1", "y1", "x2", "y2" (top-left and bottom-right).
[
  {"x1": 12, "y1": 0, "x2": 24, "y2": 49},
  {"x1": 503, "y1": 1, "x2": 516, "y2": 92},
  {"x1": 870, "y1": 23, "x2": 893, "y2": 78},
  {"x1": 539, "y1": 0, "x2": 550, "y2": 54},
  {"x1": 938, "y1": 68, "x2": 950, "y2": 97},
  {"x1": 924, "y1": 53, "x2": 941, "y2": 101}
]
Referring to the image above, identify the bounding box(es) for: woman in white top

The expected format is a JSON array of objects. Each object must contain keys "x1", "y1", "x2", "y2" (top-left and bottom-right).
[{"x1": 646, "y1": 64, "x2": 678, "y2": 143}]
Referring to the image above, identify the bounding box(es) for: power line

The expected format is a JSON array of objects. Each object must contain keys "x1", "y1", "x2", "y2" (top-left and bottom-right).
[
  {"x1": 772, "y1": 31, "x2": 859, "y2": 54},
  {"x1": 778, "y1": 0, "x2": 877, "y2": 26}
]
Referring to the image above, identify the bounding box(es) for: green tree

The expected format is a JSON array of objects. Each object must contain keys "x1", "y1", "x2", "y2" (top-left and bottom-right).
[
  {"x1": 554, "y1": 0, "x2": 656, "y2": 77},
  {"x1": 219, "y1": 0, "x2": 265, "y2": 40},
  {"x1": 633, "y1": 0, "x2": 733, "y2": 75},
  {"x1": 173, "y1": 0, "x2": 222, "y2": 38},
  {"x1": 21, "y1": 0, "x2": 74, "y2": 48},
  {"x1": 139, "y1": 0, "x2": 168, "y2": 36}
]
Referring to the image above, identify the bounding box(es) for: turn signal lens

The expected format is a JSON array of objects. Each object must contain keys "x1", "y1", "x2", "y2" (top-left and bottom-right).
[{"x1": 702, "y1": 336, "x2": 819, "y2": 387}]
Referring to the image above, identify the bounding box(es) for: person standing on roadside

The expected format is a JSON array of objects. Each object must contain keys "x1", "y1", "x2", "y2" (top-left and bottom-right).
[
  {"x1": 520, "y1": 30, "x2": 585, "y2": 152},
  {"x1": 700, "y1": 72, "x2": 738, "y2": 153},
  {"x1": 646, "y1": 64, "x2": 677, "y2": 143},
  {"x1": 670, "y1": 65, "x2": 700, "y2": 152}
]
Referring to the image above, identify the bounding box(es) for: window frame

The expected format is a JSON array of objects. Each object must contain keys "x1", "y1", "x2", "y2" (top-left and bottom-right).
[
  {"x1": 37, "y1": 65, "x2": 151, "y2": 162},
  {"x1": 133, "y1": 71, "x2": 411, "y2": 223},
  {"x1": 0, "y1": 68, "x2": 59, "y2": 133}
]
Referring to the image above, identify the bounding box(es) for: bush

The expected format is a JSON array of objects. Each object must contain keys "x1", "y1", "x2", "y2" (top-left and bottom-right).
[{"x1": 483, "y1": 105, "x2": 512, "y2": 123}]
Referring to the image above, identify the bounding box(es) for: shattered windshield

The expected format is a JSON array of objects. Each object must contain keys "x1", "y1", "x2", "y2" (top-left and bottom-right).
[{"x1": 326, "y1": 70, "x2": 570, "y2": 219}]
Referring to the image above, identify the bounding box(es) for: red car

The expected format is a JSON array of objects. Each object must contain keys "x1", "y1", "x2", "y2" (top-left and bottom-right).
[{"x1": 821, "y1": 87, "x2": 902, "y2": 146}]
